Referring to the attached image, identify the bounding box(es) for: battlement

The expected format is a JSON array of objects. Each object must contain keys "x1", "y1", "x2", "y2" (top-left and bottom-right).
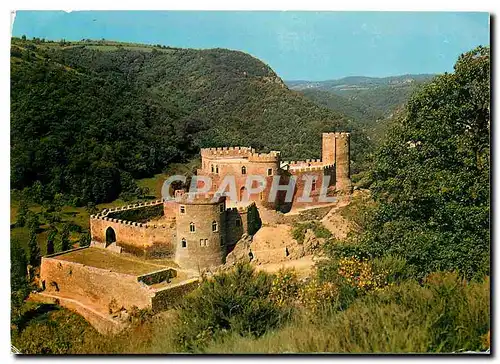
[
  {"x1": 288, "y1": 163, "x2": 335, "y2": 173},
  {"x1": 282, "y1": 159, "x2": 323, "y2": 167},
  {"x1": 225, "y1": 201, "x2": 256, "y2": 214},
  {"x1": 99, "y1": 199, "x2": 164, "y2": 217},
  {"x1": 247, "y1": 150, "x2": 280, "y2": 163},
  {"x1": 200, "y1": 146, "x2": 254, "y2": 158},
  {"x1": 90, "y1": 214, "x2": 173, "y2": 229},
  {"x1": 174, "y1": 190, "x2": 226, "y2": 205},
  {"x1": 200, "y1": 147, "x2": 280, "y2": 163},
  {"x1": 322, "y1": 131, "x2": 350, "y2": 139}
]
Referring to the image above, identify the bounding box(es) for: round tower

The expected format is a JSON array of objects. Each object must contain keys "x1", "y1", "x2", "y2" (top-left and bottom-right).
[
  {"x1": 334, "y1": 132, "x2": 352, "y2": 193},
  {"x1": 174, "y1": 191, "x2": 226, "y2": 271}
]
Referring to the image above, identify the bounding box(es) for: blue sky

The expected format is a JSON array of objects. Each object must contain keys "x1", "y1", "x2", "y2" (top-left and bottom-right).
[{"x1": 12, "y1": 11, "x2": 490, "y2": 81}]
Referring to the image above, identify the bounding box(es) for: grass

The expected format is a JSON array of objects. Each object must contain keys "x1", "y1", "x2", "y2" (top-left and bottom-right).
[{"x1": 54, "y1": 247, "x2": 177, "y2": 276}]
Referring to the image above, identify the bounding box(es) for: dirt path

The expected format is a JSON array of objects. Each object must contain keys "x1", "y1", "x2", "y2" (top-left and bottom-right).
[{"x1": 254, "y1": 255, "x2": 315, "y2": 277}]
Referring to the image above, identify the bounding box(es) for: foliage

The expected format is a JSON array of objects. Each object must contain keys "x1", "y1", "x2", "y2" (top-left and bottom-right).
[
  {"x1": 204, "y1": 273, "x2": 489, "y2": 353},
  {"x1": 12, "y1": 305, "x2": 100, "y2": 354},
  {"x1": 46, "y1": 226, "x2": 57, "y2": 255},
  {"x1": 27, "y1": 221, "x2": 40, "y2": 266},
  {"x1": 327, "y1": 46, "x2": 490, "y2": 280},
  {"x1": 78, "y1": 231, "x2": 91, "y2": 247},
  {"x1": 11, "y1": 37, "x2": 370, "y2": 205},
  {"x1": 174, "y1": 263, "x2": 291, "y2": 352},
  {"x1": 15, "y1": 199, "x2": 28, "y2": 227},
  {"x1": 59, "y1": 223, "x2": 71, "y2": 252},
  {"x1": 291, "y1": 220, "x2": 332, "y2": 243}
]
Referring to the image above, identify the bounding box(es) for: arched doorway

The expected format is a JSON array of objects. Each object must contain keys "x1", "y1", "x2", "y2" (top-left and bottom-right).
[
  {"x1": 105, "y1": 227, "x2": 116, "y2": 247},
  {"x1": 239, "y1": 186, "x2": 248, "y2": 202}
]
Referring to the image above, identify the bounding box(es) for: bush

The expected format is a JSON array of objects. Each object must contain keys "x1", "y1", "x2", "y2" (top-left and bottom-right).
[
  {"x1": 292, "y1": 221, "x2": 332, "y2": 244},
  {"x1": 174, "y1": 263, "x2": 291, "y2": 352}
]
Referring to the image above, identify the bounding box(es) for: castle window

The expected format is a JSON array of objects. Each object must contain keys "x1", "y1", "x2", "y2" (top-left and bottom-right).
[
  {"x1": 215, "y1": 165, "x2": 219, "y2": 174},
  {"x1": 180, "y1": 205, "x2": 186, "y2": 214},
  {"x1": 205, "y1": 239, "x2": 209, "y2": 246},
  {"x1": 211, "y1": 165, "x2": 214, "y2": 173},
  {"x1": 219, "y1": 204, "x2": 224, "y2": 213},
  {"x1": 267, "y1": 168, "x2": 273, "y2": 176},
  {"x1": 190, "y1": 222, "x2": 196, "y2": 232},
  {"x1": 242, "y1": 166, "x2": 247, "y2": 175},
  {"x1": 212, "y1": 221, "x2": 218, "y2": 232},
  {"x1": 181, "y1": 238, "x2": 187, "y2": 248},
  {"x1": 312, "y1": 179, "x2": 317, "y2": 191},
  {"x1": 200, "y1": 239, "x2": 208, "y2": 247},
  {"x1": 220, "y1": 238, "x2": 224, "y2": 246},
  {"x1": 235, "y1": 218, "x2": 241, "y2": 227}
]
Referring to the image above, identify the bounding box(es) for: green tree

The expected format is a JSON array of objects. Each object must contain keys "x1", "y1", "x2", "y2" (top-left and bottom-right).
[
  {"x1": 46, "y1": 226, "x2": 57, "y2": 255},
  {"x1": 78, "y1": 231, "x2": 91, "y2": 247},
  {"x1": 329, "y1": 46, "x2": 490, "y2": 280},
  {"x1": 27, "y1": 225, "x2": 41, "y2": 266},
  {"x1": 15, "y1": 199, "x2": 28, "y2": 227},
  {"x1": 60, "y1": 223, "x2": 71, "y2": 252}
]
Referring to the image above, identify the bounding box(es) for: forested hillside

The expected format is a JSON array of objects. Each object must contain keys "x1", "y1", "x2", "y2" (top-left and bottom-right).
[
  {"x1": 287, "y1": 74, "x2": 435, "y2": 143},
  {"x1": 11, "y1": 37, "x2": 370, "y2": 204}
]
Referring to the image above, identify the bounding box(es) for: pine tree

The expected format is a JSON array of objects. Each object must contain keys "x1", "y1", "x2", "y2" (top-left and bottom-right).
[
  {"x1": 27, "y1": 226, "x2": 40, "y2": 266},
  {"x1": 60, "y1": 223, "x2": 71, "y2": 251},
  {"x1": 46, "y1": 226, "x2": 57, "y2": 255},
  {"x1": 15, "y1": 199, "x2": 28, "y2": 227}
]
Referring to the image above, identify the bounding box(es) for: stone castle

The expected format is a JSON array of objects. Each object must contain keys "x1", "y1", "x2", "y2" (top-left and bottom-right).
[
  {"x1": 89, "y1": 132, "x2": 351, "y2": 270},
  {"x1": 34, "y1": 131, "x2": 352, "y2": 334}
]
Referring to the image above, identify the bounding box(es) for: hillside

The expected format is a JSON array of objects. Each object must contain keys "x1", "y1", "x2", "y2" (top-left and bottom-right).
[
  {"x1": 287, "y1": 74, "x2": 435, "y2": 115},
  {"x1": 286, "y1": 74, "x2": 436, "y2": 143},
  {"x1": 10, "y1": 38, "x2": 370, "y2": 204}
]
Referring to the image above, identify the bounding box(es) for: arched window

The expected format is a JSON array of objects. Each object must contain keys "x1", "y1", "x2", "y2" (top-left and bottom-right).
[
  {"x1": 215, "y1": 165, "x2": 219, "y2": 174},
  {"x1": 212, "y1": 221, "x2": 218, "y2": 232},
  {"x1": 312, "y1": 179, "x2": 317, "y2": 191},
  {"x1": 211, "y1": 164, "x2": 214, "y2": 173},
  {"x1": 242, "y1": 166, "x2": 247, "y2": 175},
  {"x1": 181, "y1": 238, "x2": 187, "y2": 248},
  {"x1": 190, "y1": 222, "x2": 196, "y2": 232},
  {"x1": 219, "y1": 203, "x2": 224, "y2": 213}
]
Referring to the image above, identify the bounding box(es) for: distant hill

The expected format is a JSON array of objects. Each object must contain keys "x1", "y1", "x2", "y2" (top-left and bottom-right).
[
  {"x1": 287, "y1": 74, "x2": 435, "y2": 93},
  {"x1": 10, "y1": 38, "x2": 370, "y2": 204},
  {"x1": 286, "y1": 74, "x2": 436, "y2": 143},
  {"x1": 287, "y1": 74, "x2": 435, "y2": 115}
]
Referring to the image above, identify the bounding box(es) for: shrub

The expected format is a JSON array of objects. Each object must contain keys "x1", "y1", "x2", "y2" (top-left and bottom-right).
[{"x1": 174, "y1": 263, "x2": 291, "y2": 352}]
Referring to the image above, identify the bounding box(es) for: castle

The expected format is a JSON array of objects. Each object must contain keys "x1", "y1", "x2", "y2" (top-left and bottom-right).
[
  {"x1": 34, "y1": 132, "x2": 352, "y2": 333},
  {"x1": 88, "y1": 131, "x2": 351, "y2": 270}
]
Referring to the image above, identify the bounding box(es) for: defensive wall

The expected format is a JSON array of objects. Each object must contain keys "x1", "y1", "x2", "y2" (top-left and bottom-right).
[
  {"x1": 90, "y1": 214, "x2": 175, "y2": 259},
  {"x1": 36, "y1": 247, "x2": 200, "y2": 334}
]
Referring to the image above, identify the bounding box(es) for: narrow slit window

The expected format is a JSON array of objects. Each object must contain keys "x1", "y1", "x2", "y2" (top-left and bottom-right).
[
  {"x1": 181, "y1": 238, "x2": 187, "y2": 248},
  {"x1": 242, "y1": 166, "x2": 247, "y2": 175},
  {"x1": 190, "y1": 222, "x2": 196, "y2": 232},
  {"x1": 267, "y1": 168, "x2": 273, "y2": 176},
  {"x1": 212, "y1": 221, "x2": 218, "y2": 232},
  {"x1": 180, "y1": 205, "x2": 186, "y2": 214}
]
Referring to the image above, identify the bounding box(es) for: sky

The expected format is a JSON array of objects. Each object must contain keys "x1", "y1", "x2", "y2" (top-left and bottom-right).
[{"x1": 11, "y1": 11, "x2": 490, "y2": 81}]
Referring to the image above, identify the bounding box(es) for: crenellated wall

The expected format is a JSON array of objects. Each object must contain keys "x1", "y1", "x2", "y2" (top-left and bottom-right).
[
  {"x1": 90, "y1": 215, "x2": 175, "y2": 258},
  {"x1": 40, "y1": 254, "x2": 155, "y2": 312}
]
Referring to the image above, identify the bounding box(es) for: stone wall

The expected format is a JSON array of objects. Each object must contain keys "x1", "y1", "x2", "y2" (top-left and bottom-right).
[
  {"x1": 90, "y1": 216, "x2": 175, "y2": 258},
  {"x1": 39, "y1": 254, "x2": 154, "y2": 312},
  {"x1": 151, "y1": 278, "x2": 200, "y2": 312}
]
